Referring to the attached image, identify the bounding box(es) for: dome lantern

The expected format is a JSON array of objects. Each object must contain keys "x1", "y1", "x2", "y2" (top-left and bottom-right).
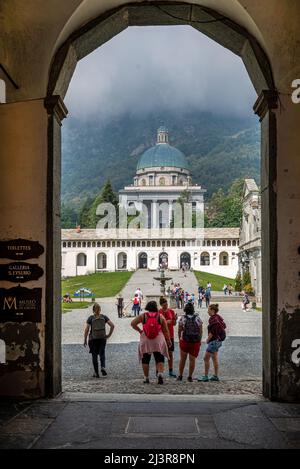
[{"x1": 157, "y1": 126, "x2": 169, "y2": 144}]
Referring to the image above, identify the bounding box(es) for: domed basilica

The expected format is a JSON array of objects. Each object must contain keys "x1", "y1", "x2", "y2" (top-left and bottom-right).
[{"x1": 62, "y1": 128, "x2": 241, "y2": 278}]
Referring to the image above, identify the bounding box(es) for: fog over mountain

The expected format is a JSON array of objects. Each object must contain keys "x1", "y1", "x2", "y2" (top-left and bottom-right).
[
  {"x1": 65, "y1": 26, "x2": 257, "y2": 122},
  {"x1": 62, "y1": 26, "x2": 260, "y2": 214}
]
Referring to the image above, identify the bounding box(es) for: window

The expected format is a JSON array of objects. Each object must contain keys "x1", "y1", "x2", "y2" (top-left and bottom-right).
[
  {"x1": 200, "y1": 252, "x2": 210, "y2": 266},
  {"x1": 219, "y1": 252, "x2": 229, "y2": 265},
  {"x1": 77, "y1": 253, "x2": 87, "y2": 266},
  {"x1": 67, "y1": 242, "x2": 71, "y2": 247},
  {"x1": 117, "y1": 252, "x2": 127, "y2": 270},
  {"x1": 97, "y1": 253, "x2": 107, "y2": 269},
  {"x1": 159, "y1": 177, "x2": 166, "y2": 186}
]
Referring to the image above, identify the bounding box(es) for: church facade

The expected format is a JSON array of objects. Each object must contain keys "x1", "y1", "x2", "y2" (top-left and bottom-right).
[{"x1": 62, "y1": 128, "x2": 240, "y2": 279}]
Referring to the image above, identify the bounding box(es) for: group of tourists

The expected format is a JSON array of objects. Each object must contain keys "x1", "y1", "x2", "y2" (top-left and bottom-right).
[
  {"x1": 223, "y1": 284, "x2": 234, "y2": 295},
  {"x1": 84, "y1": 296, "x2": 226, "y2": 384}
]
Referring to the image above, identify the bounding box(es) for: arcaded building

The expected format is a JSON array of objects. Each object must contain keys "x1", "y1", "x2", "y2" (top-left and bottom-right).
[{"x1": 61, "y1": 128, "x2": 240, "y2": 278}]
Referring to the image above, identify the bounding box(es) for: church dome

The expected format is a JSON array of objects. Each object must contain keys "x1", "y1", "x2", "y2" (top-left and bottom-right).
[{"x1": 137, "y1": 128, "x2": 189, "y2": 171}]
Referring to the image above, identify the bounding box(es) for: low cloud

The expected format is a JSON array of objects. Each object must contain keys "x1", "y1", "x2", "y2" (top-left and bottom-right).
[{"x1": 65, "y1": 25, "x2": 257, "y2": 121}]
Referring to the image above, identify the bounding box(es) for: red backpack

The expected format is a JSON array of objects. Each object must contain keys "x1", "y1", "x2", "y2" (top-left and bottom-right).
[{"x1": 143, "y1": 312, "x2": 161, "y2": 339}]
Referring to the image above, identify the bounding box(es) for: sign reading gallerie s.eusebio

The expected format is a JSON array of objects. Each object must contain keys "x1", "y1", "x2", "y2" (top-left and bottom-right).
[
  {"x1": 0, "y1": 262, "x2": 44, "y2": 283},
  {"x1": 0, "y1": 239, "x2": 44, "y2": 260},
  {"x1": 0, "y1": 285, "x2": 42, "y2": 322}
]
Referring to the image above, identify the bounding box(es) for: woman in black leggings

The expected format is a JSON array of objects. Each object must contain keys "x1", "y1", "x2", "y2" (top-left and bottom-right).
[{"x1": 84, "y1": 303, "x2": 115, "y2": 378}]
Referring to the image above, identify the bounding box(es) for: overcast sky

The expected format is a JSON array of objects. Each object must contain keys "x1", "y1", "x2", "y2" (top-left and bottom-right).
[{"x1": 65, "y1": 26, "x2": 257, "y2": 121}]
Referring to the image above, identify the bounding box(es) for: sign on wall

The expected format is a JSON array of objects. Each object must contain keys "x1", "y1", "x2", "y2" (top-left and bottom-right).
[
  {"x1": 0, "y1": 239, "x2": 44, "y2": 260},
  {"x1": 0, "y1": 262, "x2": 44, "y2": 283},
  {"x1": 0, "y1": 285, "x2": 42, "y2": 322}
]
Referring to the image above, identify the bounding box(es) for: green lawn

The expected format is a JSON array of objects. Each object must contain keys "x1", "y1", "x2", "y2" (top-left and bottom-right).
[
  {"x1": 62, "y1": 271, "x2": 133, "y2": 298},
  {"x1": 193, "y1": 271, "x2": 235, "y2": 291},
  {"x1": 62, "y1": 301, "x2": 91, "y2": 314}
]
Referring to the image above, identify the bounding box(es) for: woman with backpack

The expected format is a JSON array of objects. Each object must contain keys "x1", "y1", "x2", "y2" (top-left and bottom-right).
[
  {"x1": 131, "y1": 301, "x2": 171, "y2": 385},
  {"x1": 177, "y1": 303, "x2": 203, "y2": 382},
  {"x1": 84, "y1": 303, "x2": 115, "y2": 378},
  {"x1": 132, "y1": 293, "x2": 140, "y2": 316},
  {"x1": 198, "y1": 303, "x2": 226, "y2": 382}
]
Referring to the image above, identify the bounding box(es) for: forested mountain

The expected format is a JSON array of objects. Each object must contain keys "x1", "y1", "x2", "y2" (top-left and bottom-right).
[{"x1": 61, "y1": 110, "x2": 260, "y2": 219}]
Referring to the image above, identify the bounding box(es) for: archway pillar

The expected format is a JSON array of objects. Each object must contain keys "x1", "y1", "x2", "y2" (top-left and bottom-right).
[
  {"x1": 0, "y1": 97, "x2": 66, "y2": 397},
  {"x1": 254, "y1": 90, "x2": 300, "y2": 402},
  {"x1": 44, "y1": 95, "x2": 68, "y2": 397}
]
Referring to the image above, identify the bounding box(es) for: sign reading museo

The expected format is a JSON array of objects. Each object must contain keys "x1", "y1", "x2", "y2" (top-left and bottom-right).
[
  {"x1": 0, "y1": 285, "x2": 42, "y2": 322},
  {"x1": 0, "y1": 239, "x2": 44, "y2": 260}
]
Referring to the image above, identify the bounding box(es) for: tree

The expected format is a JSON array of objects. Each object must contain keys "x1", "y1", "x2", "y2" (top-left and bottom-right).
[
  {"x1": 235, "y1": 271, "x2": 242, "y2": 292},
  {"x1": 61, "y1": 203, "x2": 78, "y2": 228},
  {"x1": 205, "y1": 178, "x2": 244, "y2": 228},
  {"x1": 78, "y1": 197, "x2": 93, "y2": 228},
  {"x1": 80, "y1": 180, "x2": 118, "y2": 228},
  {"x1": 242, "y1": 270, "x2": 252, "y2": 288}
]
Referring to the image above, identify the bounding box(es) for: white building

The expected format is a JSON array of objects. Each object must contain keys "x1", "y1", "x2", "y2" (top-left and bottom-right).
[
  {"x1": 238, "y1": 179, "x2": 262, "y2": 301},
  {"x1": 61, "y1": 128, "x2": 240, "y2": 278}
]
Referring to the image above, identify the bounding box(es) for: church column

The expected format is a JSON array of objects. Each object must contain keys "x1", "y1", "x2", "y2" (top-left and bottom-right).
[
  {"x1": 151, "y1": 199, "x2": 158, "y2": 229},
  {"x1": 168, "y1": 200, "x2": 173, "y2": 227}
]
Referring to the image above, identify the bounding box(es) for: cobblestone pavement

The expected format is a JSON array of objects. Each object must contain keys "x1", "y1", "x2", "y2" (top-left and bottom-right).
[{"x1": 62, "y1": 270, "x2": 262, "y2": 395}]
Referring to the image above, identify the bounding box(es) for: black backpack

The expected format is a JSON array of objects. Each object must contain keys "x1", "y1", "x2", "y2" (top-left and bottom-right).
[
  {"x1": 182, "y1": 314, "x2": 201, "y2": 343},
  {"x1": 91, "y1": 316, "x2": 106, "y2": 340}
]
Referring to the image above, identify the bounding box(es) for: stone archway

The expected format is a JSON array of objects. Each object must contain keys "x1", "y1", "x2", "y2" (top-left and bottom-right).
[
  {"x1": 138, "y1": 252, "x2": 148, "y2": 269},
  {"x1": 159, "y1": 252, "x2": 168, "y2": 269},
  {"x1": 180, "y1": 252, "x2": 191, "y2": 269},
  {"x1": 3, "y1": 2, "x2": 299, "y2": 402},
  {"x1": 45, "y1": 3, "x2": 278, "y2": 400}
]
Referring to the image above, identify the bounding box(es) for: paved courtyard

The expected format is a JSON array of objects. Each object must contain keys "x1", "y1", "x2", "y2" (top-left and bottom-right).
[
  {"x1": 62, "y1": 270, "x2": 262, "y2": 395},
  {"x1": 1, "y1": 395, "x2": 300, "y2": 449}
]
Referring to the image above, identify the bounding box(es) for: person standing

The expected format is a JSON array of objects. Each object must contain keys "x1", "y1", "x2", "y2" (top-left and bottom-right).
[
  {"x1": 198, "y1": 291, "x2": 203, "y2": 308},
  {"x1": 116, "y1": 294, "x2": 124, "y2": 318},
  {"x1": 132, "y1": 293, "x2": 140, "y2": 316},
  {"x1": 177, "y1": 303, "x2": 203, "y2": 382},
  {"x1": 205, "y1": 288, "x2": 211, "y2": 307},
  {"x1": 228, "y1": 284, "x2": 233, "y2": 295},
  {"x1": 223, "y1": 284, "x2": 228, "y2": 295},
  {"x1": 198, "y1": 303, "x2": 226, "y2": 382},
  {"x1": 131, "y1": 301, "x2": 171, "y2": 384},
  {"x1": 159, "y1": 297, "x2": 178, "y2": 378},
  {"x1": 84, "y1": 303, "x2": 115, "y2": 378},
  {"x1": 135, "y1": 287, "x2": 143, "y2": 310},
  {"x1": 242, "y1": 291, "x2": 250, "y2": 311}
]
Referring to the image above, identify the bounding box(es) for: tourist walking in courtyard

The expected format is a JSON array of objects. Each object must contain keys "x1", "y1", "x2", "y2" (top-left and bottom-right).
[
  {"x1": 159, "y1": 297, "x2": 177, "y2": 378},
  {"x1": 205, "y1": 288, "x2": 211, "y2": 307},
  {"x1": 131, "y1": 301, "x2": 171, "y2": 385},
  {"x1": 177, "y1": 302, "x2": 203, "y2": 382},
  {"x1": 198, "y1": 290, "x2": 203, "y2": 308},
  {"x1": 135, "y1": 287, "x2": 143, "y2": 310},
  {"x1": 132, "y1": 293, "x2": 141, "y2": 316},
  {"x1": 84, "y1": 303, "x2": 115, "y2": 378},
  {"x1": 198, "y1": 303, "x2": 226, "y2": 382},
  {"x1": 116, "y1": 294, "x2": 124, "y2": 318},
  {"x1": 242, "y1": 291, "x2": 250, "y2": 311}
]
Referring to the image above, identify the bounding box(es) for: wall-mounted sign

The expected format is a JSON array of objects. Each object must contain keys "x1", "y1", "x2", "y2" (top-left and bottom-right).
[
  {"x1": 0, "y1": 262, "x2": 44, "y2": 283},
  {"x1": 0, "y1": 285, "x2": 42, "y2": 322},
  {"x1": 0, "y1": 239, "x2": 44, "y2": 260}
]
